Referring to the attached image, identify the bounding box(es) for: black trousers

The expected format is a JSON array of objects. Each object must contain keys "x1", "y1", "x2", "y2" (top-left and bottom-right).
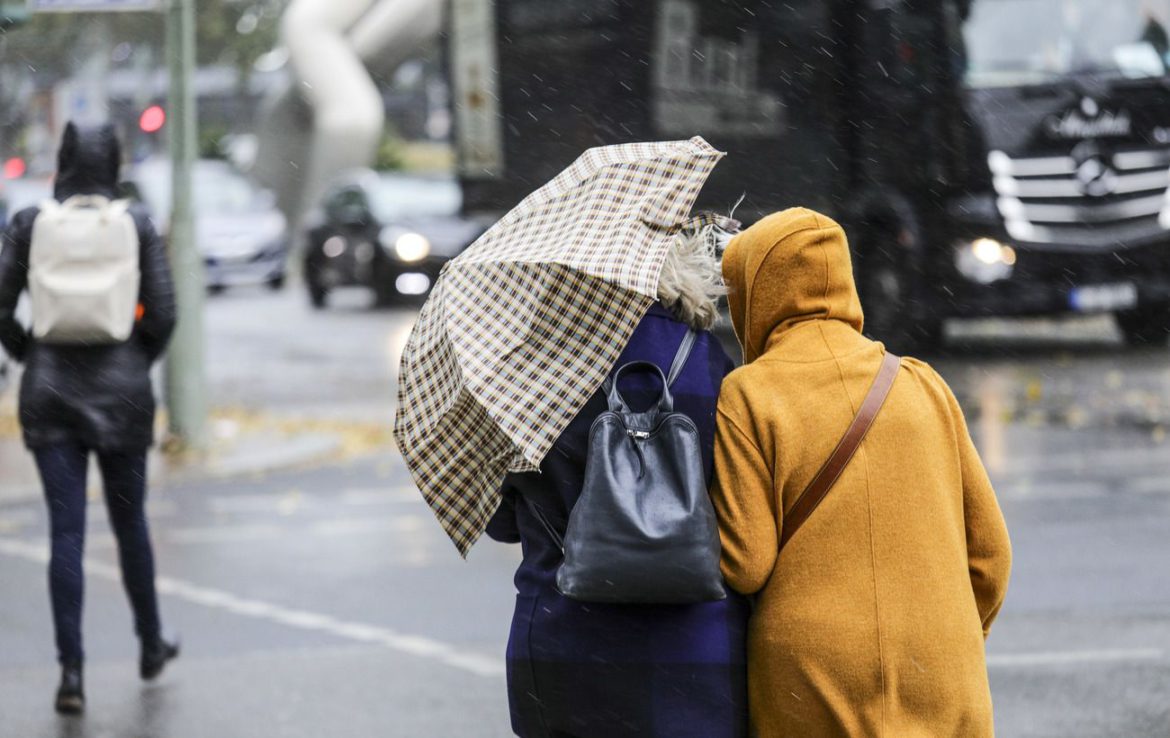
[{"x1": 33, "y1": 442, "x2": 161, "y2": 665}]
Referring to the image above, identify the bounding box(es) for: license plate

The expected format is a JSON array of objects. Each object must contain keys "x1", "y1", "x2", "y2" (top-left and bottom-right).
[{"x1": 1069, "y1": 282, "x2": 1138, "y2": 312}]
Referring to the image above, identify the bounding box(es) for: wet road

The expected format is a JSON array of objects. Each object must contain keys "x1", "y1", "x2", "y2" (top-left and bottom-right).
[{"x1": 1, "y1": 287, "x2": 1169, "y2": 736}]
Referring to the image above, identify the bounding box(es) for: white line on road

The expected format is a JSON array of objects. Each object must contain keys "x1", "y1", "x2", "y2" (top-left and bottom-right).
[
  {"x1": 5, "y1": 537, "x2": 1158, "y2": 679},
  {"x1": 163, "y1": 523, "x2": 286, "y2": 545},
  {"x1": 207, "y1": 486, "x2": 424, "y2": 514},
  {"x1": 341, "y1": 487, "x2": 425, "y2": 505},
  {"x1": 208, "y1": 494, "x2": 308, "y2": 514},
  {"x1": 987, "y1": 648, "x2": 1165, "y2": 668},
  {"x1": 993, "y1": 446, "x2": 1170, "y2": 479},
  {"x1": 75, "y1": 515, "x2": 433, "y2": 550},
  {"x1": 0, "y1": 537, "x2": 505, "y2": 679}
]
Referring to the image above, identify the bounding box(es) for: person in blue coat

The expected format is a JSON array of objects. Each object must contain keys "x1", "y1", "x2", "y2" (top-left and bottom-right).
[{"x1": 486, "y1": 226, "x2": 749, "y2": 738}]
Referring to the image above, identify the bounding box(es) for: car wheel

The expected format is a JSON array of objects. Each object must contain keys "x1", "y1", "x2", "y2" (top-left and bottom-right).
[
  {"x1": 856, "y1": 229, "x2": 942, "y2": 355},
  {"x1": 1116, "y1": 305, "x2": 1170, "y2": 346},
  {"x1": 373, "y1": 281, "x2": 400, "y2": 308},
  {"x1": 308, "y1": 283, "x2": 328, "y2": 310},
  {"x1": 372, "y1": 263, "x2": 401, "y2": 308},
  {"x1": 267, "y1": 274, "x2": 286, "y2": 291}
]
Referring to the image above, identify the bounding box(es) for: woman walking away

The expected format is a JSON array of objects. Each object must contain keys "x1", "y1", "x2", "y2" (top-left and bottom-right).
[
  {"x1": 485, "y1": 225, "x2": 750, "y2": 738},
  {"x1": 0, "y1": 122, "x2": 180, "y2": 715},
  {"x1": 711, "y1": 208, "x2": 1011, "y2": 737}
]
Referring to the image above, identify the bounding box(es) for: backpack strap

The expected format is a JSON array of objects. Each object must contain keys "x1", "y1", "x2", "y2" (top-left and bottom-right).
[
  {"x1": 602, "y1": 327, "x2": 697, "y2": 399},
  {"x1": 779, "y1": 351, "x2": 901, "y2": 552},
  {"x1": 666, "y1": 329, "x2": 697, "y2": 387},
  {"x1": 60, "y1": 195, "x2": 130, "y2": 222},
  {"x1": 607, "y1": 361, "x2": 672, "y2": 413},
  {"x1": 525, "y1": 498, "x2": 566, "y2": 553},
  {"x1": 60, "y1": 195, "x2": 111, "y2": 209}
]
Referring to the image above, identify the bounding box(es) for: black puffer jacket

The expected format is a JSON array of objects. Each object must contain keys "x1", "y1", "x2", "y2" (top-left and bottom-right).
[{"x1": 0, "y1": 122, "x2": 176, "y2": 450}]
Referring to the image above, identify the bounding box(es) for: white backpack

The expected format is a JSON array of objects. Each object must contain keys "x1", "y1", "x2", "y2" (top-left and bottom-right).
[{"x1": 28, "y1": 195, "x2": 141, "y2": 344}]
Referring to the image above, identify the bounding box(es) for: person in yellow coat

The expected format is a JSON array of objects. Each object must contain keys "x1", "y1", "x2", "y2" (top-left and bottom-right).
[{"x1": 711, "y1": 207, "x2": 1012, "y2": 737}]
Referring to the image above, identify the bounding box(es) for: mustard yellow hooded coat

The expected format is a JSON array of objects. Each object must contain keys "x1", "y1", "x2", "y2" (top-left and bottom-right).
[{"x1": 711, "y1": 208, "x2": 1012, "y2": 737}]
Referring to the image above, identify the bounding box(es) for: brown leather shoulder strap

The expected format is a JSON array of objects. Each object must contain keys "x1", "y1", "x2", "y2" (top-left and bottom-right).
[{"x1": 779, "y1": 351, "x2": 901, "y2": 551}]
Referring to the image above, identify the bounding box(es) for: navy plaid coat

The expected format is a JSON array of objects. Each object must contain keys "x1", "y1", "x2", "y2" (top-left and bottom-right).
[{"x1": 487, "y1": 304, "x2": 750, "y2": 738}]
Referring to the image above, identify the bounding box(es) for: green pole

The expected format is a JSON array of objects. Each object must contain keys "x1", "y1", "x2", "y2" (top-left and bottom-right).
[{"x1": 164, "y1": 0, "x2": 207, "y2": 449}]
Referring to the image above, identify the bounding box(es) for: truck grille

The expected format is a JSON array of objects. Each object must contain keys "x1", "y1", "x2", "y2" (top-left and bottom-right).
[{"x1": 989, "y1": 147, "x2": 1170, "y2": 250}]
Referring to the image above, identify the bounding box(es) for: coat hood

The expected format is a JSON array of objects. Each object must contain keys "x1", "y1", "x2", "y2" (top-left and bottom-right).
[
  {"x1": 54, "y1": 122, "x2": 122, "y2": 201},
  {"x1": 722, "y1": 207, "x2": 864, "y2": 363}
]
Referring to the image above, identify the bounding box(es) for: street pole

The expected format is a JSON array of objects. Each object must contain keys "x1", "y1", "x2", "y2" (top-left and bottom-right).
[
  {"x1": 164, "y1": 0, "x2": 207, "y2": 450},
  {"x1": 75, "y1": 16, "x2": 113, "y2": 126}
]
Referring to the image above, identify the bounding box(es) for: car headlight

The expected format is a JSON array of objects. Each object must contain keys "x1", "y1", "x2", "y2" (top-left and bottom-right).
[
  {"x1": 380, "y1": 227, "x2": 430, "y2": 262},
  {"x1": 954, "y1": 237, "x2": 1016, "y2": 284}
]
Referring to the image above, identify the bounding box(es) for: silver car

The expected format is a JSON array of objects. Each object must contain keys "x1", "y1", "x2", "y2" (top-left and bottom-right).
[
  {"x1": 0, "y1": 175, "x2": 53, "y2": 229},
  {"x1": 127, "y1": 159, "x2": 290, "y2": 292}
]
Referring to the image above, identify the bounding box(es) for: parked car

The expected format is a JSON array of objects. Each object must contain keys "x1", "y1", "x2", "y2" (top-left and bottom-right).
[
  {"x1": 126, "y1": 158, "x2": 289, "y2": 292},
  {"x1": 302, "y1": 170, "x2": 485, "y2": 308}
]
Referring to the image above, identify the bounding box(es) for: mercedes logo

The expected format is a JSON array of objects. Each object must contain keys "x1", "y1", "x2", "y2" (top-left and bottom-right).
[{"x1": 1075, "y1": 157, "x2": 1117, "y2": 197}]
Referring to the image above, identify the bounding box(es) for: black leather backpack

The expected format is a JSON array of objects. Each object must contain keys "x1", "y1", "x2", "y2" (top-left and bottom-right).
[{"x1": 533, "y1": 329, "x2": 726, "y2": 604}]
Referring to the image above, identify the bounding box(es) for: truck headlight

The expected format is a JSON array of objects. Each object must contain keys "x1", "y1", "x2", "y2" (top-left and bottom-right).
[
  {"x1": 380, "y1": 227, "x2": 430, "y2": 262},
  {"x1": 955, "y1": 238, "x2": 1016, "y2": 284},
  {"x1": 323, "y1": 236, "x2": 346, "y2": 258}
]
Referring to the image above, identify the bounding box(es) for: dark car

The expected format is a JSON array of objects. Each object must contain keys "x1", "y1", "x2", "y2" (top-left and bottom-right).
[{"x1": 303, "y1": 170, "x2": 485, "y2": 308}]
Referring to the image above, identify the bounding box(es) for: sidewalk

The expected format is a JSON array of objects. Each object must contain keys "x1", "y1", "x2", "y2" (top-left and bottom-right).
[
  {"x1": 0, "y1": 288, "x2": 406, "y2": 505},
  {"x1": 0, "y1": 400, "x2": 395, "y2": 505}
]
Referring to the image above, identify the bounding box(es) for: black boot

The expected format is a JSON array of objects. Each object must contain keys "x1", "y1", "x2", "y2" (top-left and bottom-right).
[
  {"x1": 54, "y1": 662, "x2": 84, "y2": 715},
  {"x1": 139, "y1": 634, "x2": 180, "y2": 681}
]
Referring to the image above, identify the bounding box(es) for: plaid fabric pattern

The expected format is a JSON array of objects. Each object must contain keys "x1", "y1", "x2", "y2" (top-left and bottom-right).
[{"x1": 393, "y1": 137, "x2": 725, "y2": 556}]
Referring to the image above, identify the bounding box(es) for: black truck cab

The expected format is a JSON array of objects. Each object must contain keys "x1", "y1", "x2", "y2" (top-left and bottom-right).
[{"x1": 451, "y1": 0, "x2": 1170, "y2": 348}]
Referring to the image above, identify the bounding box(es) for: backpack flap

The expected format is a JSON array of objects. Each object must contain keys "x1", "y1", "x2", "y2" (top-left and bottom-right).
[{"x1": 28, "y1": 197, "x2": 141, "y2": 344}]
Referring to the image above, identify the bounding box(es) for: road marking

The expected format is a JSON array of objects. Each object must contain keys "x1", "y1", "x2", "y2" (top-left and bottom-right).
[
  {"x1": 994, "y1": 446, "x2": 1170, "y2": 478},
  {"x1": 207, "y1": 486, "x2": 423, "y2": 514},
  {"x1": 996, "y1": 473, "x2": 1170, "y2": 500},
  {"x1": 164, "y1": 523, "x2": 286, "y2": 545},
  {"x1": 75, "y1": 514, "x2": 435, "y2": 550},
  {"x1": 11, "y1": 535, "x2": 1158, "y2": 679},
  {"x1": 209, "y1": 493, "x2": 307, "y2": 515},
  {"x1": 995, "y1": 480, "x2": 1107, "y2": 500},
  {"x1": 1125, "y1": 476, "x2": 1170, "y2": 496},
  {"x1": 341, "y1": 487, "x2": 423, "y2": 505},
  {"x1": 987, "y1": 648, "x2": 1164, "y2": 668},
  {"x1": 0, "y1": 537, "x2": 504, "y2": 679},
  {"x1": 0, "y1": 508, "x2": 39, "y2": 532},
  {"x1": 147, "y1": 499, "x2": 179, "y2": 517},
  {"x1": 309, "y1": 515, "x2": 428, "y2": 536}
]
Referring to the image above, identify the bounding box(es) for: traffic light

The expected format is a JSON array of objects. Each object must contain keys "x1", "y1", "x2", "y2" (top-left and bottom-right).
[
  {"x1": 2, "y1": 157, "x2": 26, "y2": 179},
  {"x1": 139, "y1": 105, "x2": 166, "y2": 133}
]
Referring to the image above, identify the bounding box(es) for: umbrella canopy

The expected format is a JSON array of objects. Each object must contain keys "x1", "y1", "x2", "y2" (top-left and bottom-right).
[{"x1": 393, "y1": 136, "x2": 726, "y2": 555}]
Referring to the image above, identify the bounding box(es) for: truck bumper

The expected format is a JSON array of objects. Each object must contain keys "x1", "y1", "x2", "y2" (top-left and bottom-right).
[{"x1": 941, "y1": 239, "x2": 1170, "y2": 318}]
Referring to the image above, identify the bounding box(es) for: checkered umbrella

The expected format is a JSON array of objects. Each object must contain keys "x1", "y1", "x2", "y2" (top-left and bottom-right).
[{"x1": 393, "y1": 136, "x2": 726, "y2": 556}]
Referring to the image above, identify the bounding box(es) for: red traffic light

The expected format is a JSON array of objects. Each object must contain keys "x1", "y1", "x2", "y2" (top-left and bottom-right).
[
  {"x1": 2, "y1": 157, "x2": 25, "y2": 179},
  {"x1": 139, "y1": 105, "x2": 166, "y2": 133}
]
